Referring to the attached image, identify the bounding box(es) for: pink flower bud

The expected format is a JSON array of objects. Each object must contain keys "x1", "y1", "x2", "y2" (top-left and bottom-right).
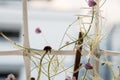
[
  {"x1": 88, "y1": 0, "x2": 97, "y2": 7},
  {"x1": 35, "y1": 27, "x2": 42, "y2": 34},
  {"x1": 85, "y1": 62, "x2": 93, "y2": 70}
]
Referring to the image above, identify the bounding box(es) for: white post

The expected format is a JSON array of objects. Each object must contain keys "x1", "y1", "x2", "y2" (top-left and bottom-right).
[
  {"x1": 22, "y1": 0, "x2": 30, "y2": 79},
  {"x1": 93, "y1": 0, "x2": 100, "y2": 76}
]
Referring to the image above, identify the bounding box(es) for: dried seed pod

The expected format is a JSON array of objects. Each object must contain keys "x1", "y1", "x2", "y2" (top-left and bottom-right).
[{"x1": 43, "y1": 46, "x2": 52, "y2": 53}]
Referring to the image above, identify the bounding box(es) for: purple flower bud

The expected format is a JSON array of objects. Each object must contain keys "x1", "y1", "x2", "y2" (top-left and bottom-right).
[
  {"x1": 85, "y1": 62, "x2": 93, "y2": 70},
  {"x1": 88, "y1": 0, "x2": 97, "y2": 7},
  {"x1": 35, "y1": 27, "x2": 42, "y2": 34}
]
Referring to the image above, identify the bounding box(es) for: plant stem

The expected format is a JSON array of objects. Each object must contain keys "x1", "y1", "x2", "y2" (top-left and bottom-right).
[
  {"x1": 48, "y1": 55, "x2": 56, "y2": 80},
  {"x1": 82, "y1": 70, "x2": 88, "y2": 80},
  {"x1": 59, "y1": 18, "x2": 79, "y2": 48},
  {"x1": 37, "y1": 52, "x2": 47, "y2": 80},
  {"x1": 59, "y1": 7, "x2": 95, "y2": 50}
]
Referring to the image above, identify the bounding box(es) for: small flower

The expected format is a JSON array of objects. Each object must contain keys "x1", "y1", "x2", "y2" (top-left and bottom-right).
[
  {"x1": 65, "y1": 76, "x2": 76, "y2": 80},
  {"x1": 88, "y1": 0, "x2": 97, "y2": 7},
  {"x1": 6, "y1": 73, "x2": 16, "y2": 80},
  {"x1": 85, "y1": 62, "x2": 93, "y2": 70},
  {"x1": 35, "y1": 27, "x2": 42, "y2": 34}
]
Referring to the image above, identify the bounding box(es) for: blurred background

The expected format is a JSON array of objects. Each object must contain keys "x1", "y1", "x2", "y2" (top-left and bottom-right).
[{"x1": 0, "y1": 0, "x2": 120, "y2": 80}]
